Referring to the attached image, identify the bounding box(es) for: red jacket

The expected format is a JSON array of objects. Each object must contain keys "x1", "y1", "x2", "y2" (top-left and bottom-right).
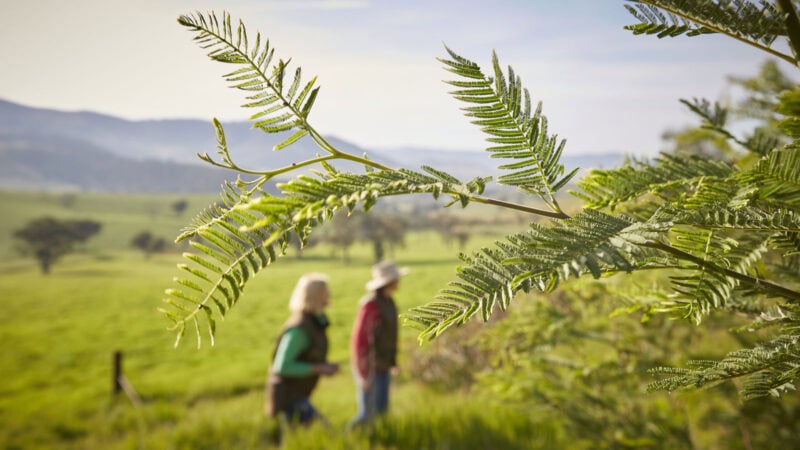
[{"x1": 350, "y1": 293, "x2": 398, "y2": 380}]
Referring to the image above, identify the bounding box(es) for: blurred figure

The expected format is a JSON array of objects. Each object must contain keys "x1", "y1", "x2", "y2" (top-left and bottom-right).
[
  {"x1": 349, "y1": 260, "x2": 408, "y2": 426},
  {"x1": 266, "y1": 273, "x2": 339, "y2": 424}
]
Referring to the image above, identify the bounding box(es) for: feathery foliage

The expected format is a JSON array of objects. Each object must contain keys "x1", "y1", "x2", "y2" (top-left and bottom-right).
[
  {"x1": 439, "y1": 47, "x2": 578, "y2": 211},
  {"x1": 165, "y1": 10, "x2": 576, "y2": 347},
  {"x1": 573, "y1": 153, "x2": 735, "y2": 210},
  {"x1": 166, "y1": 2, "x2": 800, "y2": 401},
  {"x1": 165, "y1": 159, "x2": 491, "y2": 346},
  {"x1": 178, "y1": 12, "x2": 320, "y2": 150},
  {"x1": 407, "y1": 210, "x2": 668, "y2": 338},
  {"x1": 649, "y1": 328, "x2": 800, "y2": 399},
  {"x1": 624, "y1": 1, "x2": 792, "y2": 63}
]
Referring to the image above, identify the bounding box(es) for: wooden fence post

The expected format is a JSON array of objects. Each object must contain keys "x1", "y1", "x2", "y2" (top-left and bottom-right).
[
  {"x1": 112, "y1": 350, "x2": 142, "y2": 406},
  {"x1": 113, "y1": 350, "x2": 123, "y2": 396}
]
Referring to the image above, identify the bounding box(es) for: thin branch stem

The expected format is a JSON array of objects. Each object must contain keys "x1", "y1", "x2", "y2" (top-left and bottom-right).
[
  {"x1": 309, "y1": 129, "x2": 393, "y2": 171},
  {"x1": 469, "y1": 195, "x2": 570, "y2": 218},
  {"x1": 643, "y1": 241, "x2": 800, "y2": 303},
  {"x1": 305, "y1": 128, "x2": 567, "y2": 218},
  {"x1": 205, "y1": 153, "x2": 339, "y2": 177}
]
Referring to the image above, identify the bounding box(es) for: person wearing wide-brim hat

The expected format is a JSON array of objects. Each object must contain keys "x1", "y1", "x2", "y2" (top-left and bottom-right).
[{"x1": 349, "y1": 260, "x2": 409, "y2": 426}]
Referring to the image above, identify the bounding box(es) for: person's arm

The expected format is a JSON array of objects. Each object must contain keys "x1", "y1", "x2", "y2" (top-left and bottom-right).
[{"x1": 272, "y1": 327, "x2": 314, "y2": 377}]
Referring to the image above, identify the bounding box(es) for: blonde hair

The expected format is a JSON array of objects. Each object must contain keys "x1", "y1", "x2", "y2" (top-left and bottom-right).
[{"x1": 288, "y1": 273, "x2": 330, "y2": 315}]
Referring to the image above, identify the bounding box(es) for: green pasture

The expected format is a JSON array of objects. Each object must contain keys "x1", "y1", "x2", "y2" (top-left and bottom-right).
[
  {"x1": 5, "y1": 190, "x2": 791, "y2": 449},
  {"x1": 0, "y1": 191, "x2": 216, "y2": 259},
  {"x1": 0, "y1": 191, "x2": 557, "y2": 449}
]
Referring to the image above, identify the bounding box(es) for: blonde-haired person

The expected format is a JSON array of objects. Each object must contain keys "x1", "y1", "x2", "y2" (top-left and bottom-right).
[{"x1": 266, "y1": 273, "x2": 339, "y2": 424}]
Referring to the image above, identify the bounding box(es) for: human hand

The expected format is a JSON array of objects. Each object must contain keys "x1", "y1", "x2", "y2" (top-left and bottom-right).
[
  {"x1": 315, "y1": 362, "x2": 339, "y2": 376},
  {"x1": 390, "y1": 366, "x2": 400, "y2": 376}
]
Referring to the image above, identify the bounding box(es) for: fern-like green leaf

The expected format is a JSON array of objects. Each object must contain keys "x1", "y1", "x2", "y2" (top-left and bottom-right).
[
  {"x1": 625, "y1": 0, "x2": 786, "y2": 46},
  {"x1": 648, "y1": 333, "x2": 800, "y2": 399},
  {"x1": 178, "y1": 11, "x2": 319, "y2": 150},
  {"x1": 657, "y1": 224, "x2": 771, "y2": 323},
  {"x1": 624, "y1": 3, "x2": 715, "y2": 37},
  {"x1": 573, "y1": 153, "x2": 735, "y2": 209},
  {"x1": 670, "y1": 204, "x2": 800, "y2": 232},
  {"x1": 680, "y1": 97, "x2": 779, "y2": 155},
  {"x1": 744, "y1": 145, "x2": 800, "y2": 207},
  {"x1": 405, "y1": 210, "x2": 669, "y2": 340},
  {"x1": 440, "y1": 46, "x2": 578, "y2": 208}
]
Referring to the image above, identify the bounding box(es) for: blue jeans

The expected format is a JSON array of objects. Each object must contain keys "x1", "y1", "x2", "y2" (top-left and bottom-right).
[
  {"x1": 350, "y1": 370, "x2": 390, "y2": 426},
  {"x1": 279, "y1": 397, "x2": 319, "y2": 424}
]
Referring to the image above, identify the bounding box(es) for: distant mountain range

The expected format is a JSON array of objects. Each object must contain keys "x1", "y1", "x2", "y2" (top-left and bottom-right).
[{"x1": 0, "y1": 98, "x2": 625, "y2": 193}]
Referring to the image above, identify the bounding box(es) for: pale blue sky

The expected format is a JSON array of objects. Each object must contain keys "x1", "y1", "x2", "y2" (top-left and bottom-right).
[{"x1": 0, "y1": 0, "x2": 789, "y2": 155}]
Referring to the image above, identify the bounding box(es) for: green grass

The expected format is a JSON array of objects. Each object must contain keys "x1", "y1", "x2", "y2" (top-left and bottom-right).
[
  {"x1": 4, "y1": 191, "x2": 795, "y2": 449},
  {"x1": 1, "y1": 191, "x2": 556, "y2": 449}
]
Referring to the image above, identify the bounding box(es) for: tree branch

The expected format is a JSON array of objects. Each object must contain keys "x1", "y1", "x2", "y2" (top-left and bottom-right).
[
  {"x1": 469, "y1": 195, "x2": 570, "y2": 218},
  {"x1": 643, "y1": 241, "x2": 800, "y2": 303}
]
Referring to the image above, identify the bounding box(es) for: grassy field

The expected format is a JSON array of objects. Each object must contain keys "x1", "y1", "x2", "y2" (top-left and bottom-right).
[
  {"x1": 4, "y1": 191, "x2": 799, "y2": 449},
  {"x1": 0, "y1": 191, "x2": 217, "y2": 259},
  {"x1": 0, "y1": 191, "x2": 560, "y2": 449}
]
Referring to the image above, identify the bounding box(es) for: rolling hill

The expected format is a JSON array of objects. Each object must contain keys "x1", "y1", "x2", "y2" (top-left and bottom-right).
[{"x1": 0, "y1": 98, "x2": 624, "y2": 193}]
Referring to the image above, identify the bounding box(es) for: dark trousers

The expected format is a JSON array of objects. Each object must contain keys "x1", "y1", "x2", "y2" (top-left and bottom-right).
[{"x1": 278, "y1": 397, "x2": 319, "y2": 424}]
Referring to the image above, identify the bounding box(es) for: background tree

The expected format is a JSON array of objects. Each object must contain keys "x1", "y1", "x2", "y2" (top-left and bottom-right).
[
  {"x1": 58, "y1": 193, "x2": 77, "y2": 209},
  {"x1": 130, "y1": 231, "x2": 168, "y2": 258},
  {"x1": 286, "y1": 232, "x2": 317, "y2": 259},
  {"x1": 14, "y1": 217, "x2": 101, "y2": 274},
  {"x1": 432, "y1": 213, "x2": 472, "y2": 251},
  {"x1": 357, "y1": 212, "x2": 407, "y2": 263},
  {"x1": 319, "y1": 209, "x2": 357, "y2": 263},
  {"x1": 163, "y1": 2, "x2": 800, "y2": 404},
  {"x1": 662, "y1": 59, "x2": 795, "y2": 162},
  {"x1": 171, "y1": 199, "x2": 189, "y2": 216},
  {"x1": 407, "y1": 277, "x2": 800, "y2": 448},
  {"x1": 316, "y1": 210, "x2": 406, "y2": 263},
  {"x1": 729, "y1": 59, "x2": 795, "y2": 131}
]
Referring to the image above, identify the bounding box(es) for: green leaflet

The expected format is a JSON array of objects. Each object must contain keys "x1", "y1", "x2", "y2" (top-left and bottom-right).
[
  {"x1": 745, "y1": 145, "x2": 800, "y2": 207},
  {"x1": 274, "y1": 129, "x2": 309, "y2": 151},
  {"x1": 648, "y1": 334, "x2": 800, "y2": 399},
  {"x1": 574, "y1": 153, "x2": 735, "y2": 209},
  {"x1": 178, "y1": 11, "x2": 318, "y2": 156},
  {"x1": 625, "y1": 1, "x2": 784, "y2": 45},
  {"x1": 439, "y1": 46, "x2": 576, "y2": 207},
  {"x1": 405, "y1": 210, "x2": 664, "y2": 341}
]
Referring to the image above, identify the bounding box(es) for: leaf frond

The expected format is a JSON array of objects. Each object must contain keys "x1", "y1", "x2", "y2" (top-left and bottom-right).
[
  {"x1": 440, "y1": 46, "x2": 577, "y2": 207},
  {"x1": 625, "y1": 0, "x2": 786, "y2": 46},
  {"x1": 404, "y1": 210, "x2": 669, "y2": 340},
  {"x1": 573, "y1": 153, "x2": 735, "y2": 209},
  {"x1": 648, "y1": 333, "x2": 800, "y2": 400},
  {"x1": 178, "y1": 11, "x2": 319, "y2": 150},
  {"x1": 743, "y1": 145, "x2": 800, "y2": 207}
]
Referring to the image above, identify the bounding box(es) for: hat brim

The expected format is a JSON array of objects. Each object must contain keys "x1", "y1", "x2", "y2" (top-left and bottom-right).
[{"x1": 365, "y1": 267, "x2": 409, "y2": 291}]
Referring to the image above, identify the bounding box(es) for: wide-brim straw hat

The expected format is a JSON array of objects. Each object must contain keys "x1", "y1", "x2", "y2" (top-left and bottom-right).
[{"x1": 365, "y1": 260, "x2": 410, "y2": 291}]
